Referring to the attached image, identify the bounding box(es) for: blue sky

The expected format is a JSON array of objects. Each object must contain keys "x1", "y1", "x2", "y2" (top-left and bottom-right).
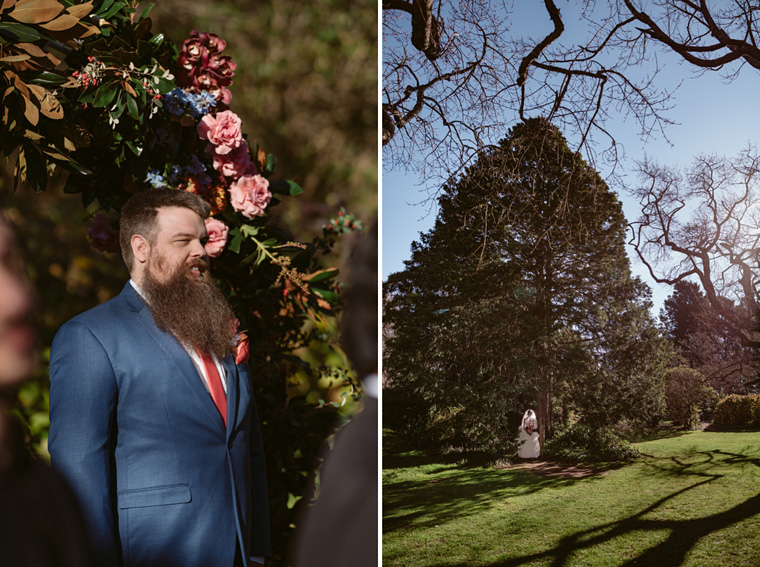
[{"x1": 381, "y1": 4, "x2": 760, "y2": 315}]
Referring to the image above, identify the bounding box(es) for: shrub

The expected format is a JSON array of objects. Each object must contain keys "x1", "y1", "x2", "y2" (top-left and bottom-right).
[
  {"x1": 713, "y1": 394, "x2": 760, "y2": 427},
  {"x1": 542, "y1": 424, "x2": 640, "y2": 463},
  {"x1": 665, "y1": 367, "x2": 716, "y2": 429}
]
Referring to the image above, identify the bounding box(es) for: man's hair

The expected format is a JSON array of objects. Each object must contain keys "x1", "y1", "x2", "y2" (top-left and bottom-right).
[
  {"x1": 341, "y1": 221, "x2": 378, "y2": 379},
  {"x1": 119, "y1": 189, "x2": 211, "y2": 270}
]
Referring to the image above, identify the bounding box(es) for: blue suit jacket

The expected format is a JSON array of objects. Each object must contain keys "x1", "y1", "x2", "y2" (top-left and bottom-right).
[{"x1": 48, "y1": 283, "x2": 271, "y2": 567}]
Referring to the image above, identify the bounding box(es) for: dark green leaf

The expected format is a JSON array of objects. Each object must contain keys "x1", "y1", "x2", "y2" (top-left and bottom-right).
[
  {"x1": 263, "y1": 153, "x2": 277, "y2": 176},
  {"x1": 306, "y1": 269, "x2": 338, "y2": 284},
  {"x1": 99, "y1": 1, "x2": 126, "y2": 20},
  {"x1": 148, "y1": 32, "x2": 164, "y2": 46},
  {"x1": 96, "y1": 0, "x2": 116, "y2": 16},
  {"x1": 92, "y1": 81, "x2": 119, "y2": 108},
  {"x1": 312, "y1": 288, "x2": 339, "y2": 303},
  {"x1": 125, "y1": 140, "x2": 142, "y2": 156},
  {"x1": 153, "y1": 76, "x2": 175, "y2": 94},
  {"x1": 269, "y1": 179, "x2": 304, "y2": 196},
  {"x1": 139, "y1": 3, "x2": 154, "y2": 20},
  {"x1": 0, "y1": 22, "x2": 43, "y2": 42},
  {"x1": 27, "y1": 71, "x2": 67, "y2": 86},
  {"x1": 126, "y1": 94, "x2": 138, "y2": 120},
  {"x1": 111, "y1": 90, "x2": 126, "y2": 119},
  {"x1": 228, "y1": 228, "x2": 242, "y2": 254}
]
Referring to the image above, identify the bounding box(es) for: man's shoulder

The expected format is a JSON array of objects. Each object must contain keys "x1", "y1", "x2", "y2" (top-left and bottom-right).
[{"x1": 59, "y1": 286, "x2": 137, "y2": 335}]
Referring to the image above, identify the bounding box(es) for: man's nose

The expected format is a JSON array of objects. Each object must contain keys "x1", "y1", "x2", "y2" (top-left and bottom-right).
[{"x1": 190, "y1": 239, "x2": 207, "y2": 258}]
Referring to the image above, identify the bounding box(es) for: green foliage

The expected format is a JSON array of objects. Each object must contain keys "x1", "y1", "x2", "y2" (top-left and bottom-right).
[
  {"x1": 384, "y1": 118, "x2": 669, "y2": 461},
  {"x1": 542, "y1": 424, "x2": 640, "y2": 463},
  {"x1": 713, "y1": 394, "x2": 760, "y2": 428},
  {"x1": 665, "y1": 367, "x2": 717, "y2": 429}
]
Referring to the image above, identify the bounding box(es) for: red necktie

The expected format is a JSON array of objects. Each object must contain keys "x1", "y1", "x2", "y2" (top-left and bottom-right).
[{"x1": 197, "y1": 349, "x2": 227, "y2": 426}]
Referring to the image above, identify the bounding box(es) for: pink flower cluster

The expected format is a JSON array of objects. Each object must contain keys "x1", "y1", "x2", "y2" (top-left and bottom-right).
[
  {"x1": 204, "y1": 217, "x2": 229, "y2": 258},
  {"x1": 197, "y1": 110, "x2": 257, "y2": 178},
  {"x1": 177, "y1": 30, "x2": 236, "y2": 105},
  {"x1": 230, "y1": 174, "x2": 272, "y2": 219}
]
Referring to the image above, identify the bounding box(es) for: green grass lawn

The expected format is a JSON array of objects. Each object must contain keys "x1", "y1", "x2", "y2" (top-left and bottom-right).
[{"x1": 383, "y1": 428, "x2": 760, "y2": 566}]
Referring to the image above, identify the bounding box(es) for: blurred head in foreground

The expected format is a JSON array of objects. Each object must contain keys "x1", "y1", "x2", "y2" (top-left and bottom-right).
[
  {"x1": 0, "y1": 212, "x2": 36, "y2": 390},
  {"x1": 341, "y1": 221, "x2": 378, "y2": 380}
]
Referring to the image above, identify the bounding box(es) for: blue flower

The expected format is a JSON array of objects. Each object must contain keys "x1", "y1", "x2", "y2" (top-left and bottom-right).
[
  {"x1": 145, "y1": 170, "x2": 167, "y2": 188},
  {"x1": 188, "y1": 91, "x2": 217, "y2": 116},
  {"x1": 168, "y1": 164, "x2": 183, "y2": 184},
  {"x1": 164, "y1": 88, "x2": 191, "y2": 117},
  {"x1": 184, "y1": 155, "x2": 207, "y2": 176}
]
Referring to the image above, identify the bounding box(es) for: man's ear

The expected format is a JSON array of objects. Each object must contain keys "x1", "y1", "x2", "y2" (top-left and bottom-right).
[{"x1": 132, "y1": 234, "x2": 150, "y2": 265}]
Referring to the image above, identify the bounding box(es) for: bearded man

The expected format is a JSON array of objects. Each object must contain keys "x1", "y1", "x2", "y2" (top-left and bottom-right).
[{"x1": 48, "y1": 190, "x2": 270, "y2": 567}]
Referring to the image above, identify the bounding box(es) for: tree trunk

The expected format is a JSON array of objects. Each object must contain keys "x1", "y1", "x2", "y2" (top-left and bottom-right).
[{"x1": 537, "y1": 375, "x2": 553, "y2": 448}]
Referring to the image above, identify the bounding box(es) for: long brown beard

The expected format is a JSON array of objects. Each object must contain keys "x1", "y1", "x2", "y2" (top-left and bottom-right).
[{"x1": 141, "y1": 255, "x2": 236, "y2": 359}]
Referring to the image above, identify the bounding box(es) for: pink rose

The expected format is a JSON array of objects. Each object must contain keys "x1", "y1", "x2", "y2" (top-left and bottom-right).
[
  {"x1": 204, "y1": 217, "x2": 229, "y2": 258},
  {"x1": 229, "y1": 174, "x2": 272, "y2": 218},
  {"x1": 212, "y1": 139, "x2": 254, "y2": 178},
  {"x1": 87, "y1": 212, "x2": 120, "y2": 253},
  {"x1": 197, "y1": 110, "x2": 243, "y2": 155}
]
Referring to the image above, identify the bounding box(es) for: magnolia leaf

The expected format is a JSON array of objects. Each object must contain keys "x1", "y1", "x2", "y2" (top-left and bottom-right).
[
  {"x1": 0, "y1": 22, "x2": 42, "y2": 41},
  {"x1": 1, "y1": 0, "x2": 18, "y2": 11},
  {"x1": 3, "y1": 85, "x2": 13, "y2": 97},
  {"x1": 42, "y1": 148, "x2": 67, "y2": 160},
  {"x1": 40, "y1": 91, "x2": 63, "y2": 119},
  {"x1": 22, "y1": 93, "x2": 38, "y2": 125},
  {"x1": 16, "y1": 42, "x2": 47, "y2": 57},
  {"x1": 77, "y1": 22, "x2": 99, "y2": 38},
  {"x1": 62, "y1": 136, "x2": 75, "y2": 151},
  {"x1": 0, "y1": 53, "x2": 31, "y2": 62},
  {"x1": 23, "y1": 129, "x2": 43, "y2": 141},
  {"x1": 40, "y1": 13, "x2": 80, "y2": 31},
  {"x1": 65, "y1": 0, "x2": 92, "y2": 19},
  {"x1": 26, "y1": 83, "x2": 46, "y2": 101},
  {"x1": 15, "y1": 148, "x2": 27, "y2": 186},
  {"x1": 122, "y1": 79, "x2": 136, "y2": 97},
  {"x1": 8, "y1": 0, "x2": 63, "y2": 24},
  {"x1": 7, "y1": 71, "x2": 30, "y2": 97}
]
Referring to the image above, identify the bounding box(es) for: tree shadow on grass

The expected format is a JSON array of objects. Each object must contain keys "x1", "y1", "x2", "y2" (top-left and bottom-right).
[
  {"x1": 419, "y1": 448, "x2": 760, "y2": 567},
  {"x1": 383, "y1": 430, "x2": 602, "y2": 534}
]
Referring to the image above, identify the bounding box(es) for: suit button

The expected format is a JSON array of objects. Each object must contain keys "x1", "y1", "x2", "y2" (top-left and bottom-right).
[{"x1": 228, "y1": 439, "x2": 233, "y2": 449}]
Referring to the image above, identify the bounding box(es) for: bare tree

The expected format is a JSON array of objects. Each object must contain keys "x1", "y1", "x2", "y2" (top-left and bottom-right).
[
  {"x1": 629, "y1": 147, "x2": 760, "y2": 352},
  {"x1": 383, "y1": 0, "x2": 760, "y2": 181}
]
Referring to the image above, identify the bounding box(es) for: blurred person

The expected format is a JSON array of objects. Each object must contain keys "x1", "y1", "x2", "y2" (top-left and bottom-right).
[
  {"x1": 48, "y1": 190, "x2": 270, "y2": 567},
  {"x1": 0, "y1": 212, "x2": 95, "y2": 566},
  {"x1": 293, "y1": 221, "x2": 378, "y2": 567}
]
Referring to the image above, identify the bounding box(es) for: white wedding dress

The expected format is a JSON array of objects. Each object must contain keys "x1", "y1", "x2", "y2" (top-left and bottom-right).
[{"x1": 517, "y1": 410, "x2": 540, "y2": 458}]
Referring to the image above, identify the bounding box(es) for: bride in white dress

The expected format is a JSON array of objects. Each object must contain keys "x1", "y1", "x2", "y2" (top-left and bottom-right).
[{"x1": 517, "y1": 409, "x2": 540, "y2": 458}]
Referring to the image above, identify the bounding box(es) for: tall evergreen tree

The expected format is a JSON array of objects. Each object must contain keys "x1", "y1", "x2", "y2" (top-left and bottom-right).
[{"x1": 384, "y1": 118, "x2": 669, "y2": 459}]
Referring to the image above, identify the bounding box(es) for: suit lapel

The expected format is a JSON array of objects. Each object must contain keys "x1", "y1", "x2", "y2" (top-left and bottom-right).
[
  {"x1": 222, "y1": 357, "x2": 247, "y2": 437},
  {"x1": 122, "y1": 283, "x2": 226, "y2": 431}
]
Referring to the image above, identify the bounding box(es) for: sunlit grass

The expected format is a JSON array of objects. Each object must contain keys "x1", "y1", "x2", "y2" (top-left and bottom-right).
[{"x1": 383, "y1": 429, "x2": 760, "y2": 566}]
